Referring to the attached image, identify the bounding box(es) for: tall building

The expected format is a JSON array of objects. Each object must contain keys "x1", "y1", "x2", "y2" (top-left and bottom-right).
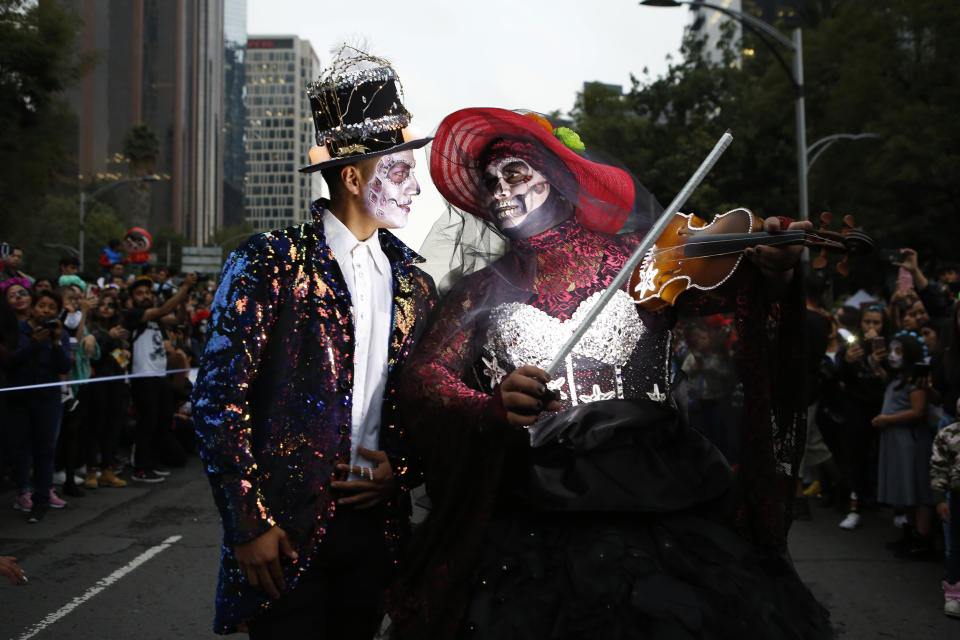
[
  {"x1": 686, "y1": 0, "x2": 744, "y2": 66},
  {"x1": 686, "y1": 1, "x2": 801, "y2": 66},
  {"x1": 222, "y1": 0, "x2": 247, "y2": 227},
  {"x1": 68, "y1": 0, "x2": 225, "y2": 246},
  {"x1": 243, "y1": 35, "x2": 322, "y2": 232}
]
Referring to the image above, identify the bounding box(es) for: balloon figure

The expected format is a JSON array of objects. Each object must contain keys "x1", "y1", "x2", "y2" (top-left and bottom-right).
[{"x1": 124, "y1": 227, "x2": 153, "y2": 267}]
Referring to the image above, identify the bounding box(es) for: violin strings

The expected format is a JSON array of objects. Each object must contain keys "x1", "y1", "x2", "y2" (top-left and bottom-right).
[{"x1": 645, "y1": 233, "x2": 807, "y2": 260}]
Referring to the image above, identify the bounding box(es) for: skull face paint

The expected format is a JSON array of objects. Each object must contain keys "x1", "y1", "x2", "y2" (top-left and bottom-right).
[
  {"x1": 363, "y1": 150, "x2": 420, "y2": 228},
  {"x1": 482, "y1": 157, "x2": 550, "y2": 229}
]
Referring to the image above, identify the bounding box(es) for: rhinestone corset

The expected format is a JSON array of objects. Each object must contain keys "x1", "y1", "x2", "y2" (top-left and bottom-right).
[{"x1": 473, "y1": 289, "x2": 674, "y2": 416}]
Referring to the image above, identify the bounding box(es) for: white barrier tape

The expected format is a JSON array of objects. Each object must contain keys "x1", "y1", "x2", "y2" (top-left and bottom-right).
[{"x1": 0, "y1": 368, "x2": 198, "y2": 393}]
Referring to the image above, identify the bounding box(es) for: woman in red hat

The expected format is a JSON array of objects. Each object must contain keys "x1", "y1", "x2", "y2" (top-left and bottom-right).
[{"x1": 388, "y1": 108, "x2": 828, "y2": 639}]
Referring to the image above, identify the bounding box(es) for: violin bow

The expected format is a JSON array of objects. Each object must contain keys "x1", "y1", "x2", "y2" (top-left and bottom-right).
[{"x1": 545, "y1": 130, "x2": 734, "y2": 377}]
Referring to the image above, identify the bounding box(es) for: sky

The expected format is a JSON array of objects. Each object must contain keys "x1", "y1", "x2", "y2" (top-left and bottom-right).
[{"x1": 247, "y1": 0, "x2": 691, "y2": 249}]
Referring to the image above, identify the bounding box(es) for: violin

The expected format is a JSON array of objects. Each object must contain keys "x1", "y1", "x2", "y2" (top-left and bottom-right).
[{"x1": 629, "y1": 208, "x2": 873, "y2": 311}]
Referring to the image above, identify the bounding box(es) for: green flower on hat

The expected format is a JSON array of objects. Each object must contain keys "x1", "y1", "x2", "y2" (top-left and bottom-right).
[{"x1": 553, "y1": 127, "x2": 585, "y2": 155}]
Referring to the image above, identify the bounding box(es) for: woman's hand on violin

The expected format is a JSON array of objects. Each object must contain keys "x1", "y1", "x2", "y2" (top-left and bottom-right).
[
  {"x1": 497, "y1": 365, "x2": 563, "y2": 427},
  {"x1": 745, "y1": 217, "x2": 812, "y2": 273}
]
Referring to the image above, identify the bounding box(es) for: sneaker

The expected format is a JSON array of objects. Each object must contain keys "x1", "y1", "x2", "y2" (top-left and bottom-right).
[
  {"x1": 62, "y1": 482, "x2": 85, "y2": 498},
  {"x1": 99, "y1": 468, "x2": 127, "y2": 488},
  {"x1": 893, "y1": 514, "x2": 908, "y2": 528},
  {"x1": 12, "y1": 493, "x2": 32, "y2": 512},
  {"x1": 152, "y1": 467, "x2": 172, "y2": 477},
  {"x1": 947, "y1": 599, "x2": 960, "y2": 618},
  {"x1": 838, "y1": 511, "x2": 862, "y2": 530},
  {"x1": 48, "y1": 489, "x2": 67, "y2": 508},
  {"x1": 27, "y1": 502, "x2": 49, "y2": 524},
  {"x1": 945, "y1": 580, "x2": 960, "y2": 618},
  {"x1": 84, "y1": 469, "x2": 100, "y2": 490},
  {"x1": 52, "y1": 470, "x2": 66, "y2": 485},
  {"x1": 802, "y1": 480, "x2": 822, "y2": 498},
  {"x1": 131, "y1": 470, "x2": 166, "y2": 484}
]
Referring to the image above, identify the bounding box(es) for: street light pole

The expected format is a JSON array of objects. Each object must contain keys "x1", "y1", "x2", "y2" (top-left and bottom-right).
[
  {"x1": 640, "y1": 1, "x2": 808, "y2": 221},
  {"x1": 78, "y1": 175, "x2": 161, "y2": 271},
  {"x1": 793, "y1": 28, "x2": 808, "y2": 222}
]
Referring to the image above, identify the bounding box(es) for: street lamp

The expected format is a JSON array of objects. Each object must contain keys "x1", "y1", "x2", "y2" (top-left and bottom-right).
[
  {"x1": 79, "y1": 175, "x2": 161, "y2": 271},
  {"x1": 806, "y1": 133, "x2": 880, "y2": 175},
  {"x1": 640, "y1": 0, "x2": 809, "y2": 222}
]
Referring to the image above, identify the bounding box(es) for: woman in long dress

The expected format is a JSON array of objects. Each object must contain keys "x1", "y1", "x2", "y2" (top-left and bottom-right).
[{"x1": 388, "y1": 108, "x2": 831, "y2": 639}]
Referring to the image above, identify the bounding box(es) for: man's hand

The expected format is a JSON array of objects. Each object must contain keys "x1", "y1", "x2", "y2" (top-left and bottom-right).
[
  {"x1": 0, "y1": 556, "x2": 26, "y2": 585},
  {"x1": 331, "y1": 447, "x2": 397, "y2": 509},
  {"x1": 937, "y1": 501, "x2": 950, "y2": 523},
  {"x1": 497, "y1": 365, "x2": 563, "y2": 427},
  {"x1": 746, "y1": 217, "x2": 811, "y2": 273},
  {"x1": 234, "y1": 526, "x2": 298, "y2": 599},
  {"x1": 109, "y1": 325, "x2": 129, "y2": 341},
  {"x1": 892, "y1": 247, "x2": 918, "y2": 271}
]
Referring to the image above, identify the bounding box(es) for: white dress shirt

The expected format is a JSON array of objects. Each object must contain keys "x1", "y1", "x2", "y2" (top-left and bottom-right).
[{"x1": 323, "y1": 211, "x2": 393, "y2": 476}]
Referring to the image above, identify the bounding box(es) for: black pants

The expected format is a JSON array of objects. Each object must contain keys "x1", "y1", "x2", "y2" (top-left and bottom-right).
[
  {"x1": 84, "y1": 378, "x2": 127, "y2": 468},
  {"x1": 247, "y1": 507, "x2": 389, "y2": 640},
  {"x1": 129, "y1": 377, "x2": 172, "y2": 472}
]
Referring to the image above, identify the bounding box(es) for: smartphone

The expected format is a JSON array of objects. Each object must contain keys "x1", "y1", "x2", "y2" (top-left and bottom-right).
[
  {"x1": 914, "y1": 362, "x2": 930, "y2": 376},
  {"x1": 870, "y1": 336, "x2": 886, "y2": 353},
  {"x1": 879, "y1": 249, "x2": 904, "y2": 264}
]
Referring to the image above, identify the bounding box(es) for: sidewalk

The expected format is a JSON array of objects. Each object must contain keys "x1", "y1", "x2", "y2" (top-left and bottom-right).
[{"x1": 790, "y1": 501, "x2": 956, "y2": 638}]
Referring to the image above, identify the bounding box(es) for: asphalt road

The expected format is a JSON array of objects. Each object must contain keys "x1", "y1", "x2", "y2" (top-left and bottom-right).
[{"x1": 1, "y1": 457, "x2": 956, "y2": 639}]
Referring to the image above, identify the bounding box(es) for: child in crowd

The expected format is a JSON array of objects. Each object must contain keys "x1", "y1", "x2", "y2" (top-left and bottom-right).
[
  {"x1": 931, "y1": 397, "x2": 960, "y2": 618},
  {"x1": 98, "y1": 239, "x2": 125, "y2": 273},
  {"x1": 874, "y1": 331, "x2": 934, "y2": 557}
]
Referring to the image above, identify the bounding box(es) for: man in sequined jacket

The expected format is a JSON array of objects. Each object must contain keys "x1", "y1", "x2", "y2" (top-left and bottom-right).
[{"x1": 193, "y1": 51, "x2": 436, "y2": 637}]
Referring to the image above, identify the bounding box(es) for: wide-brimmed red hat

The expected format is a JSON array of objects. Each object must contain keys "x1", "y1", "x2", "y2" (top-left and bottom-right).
[{"x1": 430, "y1": 108, "x2": 637, "y2": 234}]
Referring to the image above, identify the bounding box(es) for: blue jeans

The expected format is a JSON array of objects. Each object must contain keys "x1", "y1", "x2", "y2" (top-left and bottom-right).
[{"x1": 8, "y1": 391, "x2": 63, "y2": 507}]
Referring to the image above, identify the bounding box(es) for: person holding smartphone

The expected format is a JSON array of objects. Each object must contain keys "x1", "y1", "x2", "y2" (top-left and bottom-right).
[
  {"x1": 837, "y1": 304, "x2": 891, "y2": 529},
  {"x1": 4, "y1": 290, "x2": 72, "y2": 523}
]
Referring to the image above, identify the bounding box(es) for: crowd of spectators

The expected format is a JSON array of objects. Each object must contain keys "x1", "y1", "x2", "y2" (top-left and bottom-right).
[
  {"x1": 0, "y1": 244, "x2": 217, "y2": 524},
  {"x1": 670, "y1": 248, "x2": 960, "y2": 616}
]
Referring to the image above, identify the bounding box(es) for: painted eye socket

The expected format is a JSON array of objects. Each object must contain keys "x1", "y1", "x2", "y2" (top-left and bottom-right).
[
  {"x1": 501, "y1": 161, "x2": 532, "y2": 185},
  {"x1": 387, "y1": 162, "x2": 411, "y2": 184}
]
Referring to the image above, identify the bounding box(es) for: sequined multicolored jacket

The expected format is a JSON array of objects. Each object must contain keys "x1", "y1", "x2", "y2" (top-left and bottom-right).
[
  {"x1": 193, "y1": 204, "x2": 436, "y2": 633},
  {"x1": 931, "y1": 421, "x2": 960, "y2": 504}
]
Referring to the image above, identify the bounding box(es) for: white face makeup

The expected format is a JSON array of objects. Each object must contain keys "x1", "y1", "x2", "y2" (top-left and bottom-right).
[
  {"x1": 362, "y1": 150, "x2": 420, "y2": 228},
  {"x1": 482, "y1": 156, "x2": 550, "y2": 229}
]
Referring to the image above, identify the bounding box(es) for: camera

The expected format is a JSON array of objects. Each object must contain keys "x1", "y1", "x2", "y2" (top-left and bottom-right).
[
  {"x1": 43, "y1": 319, "x2": 59, "y2": 331},
  {"x1": 879, "y1": 249, "x2": 905, "y2": 265}
]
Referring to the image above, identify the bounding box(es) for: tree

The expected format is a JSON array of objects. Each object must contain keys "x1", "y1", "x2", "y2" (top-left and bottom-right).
[
  {"x1": 210, "y1": 221, "x2": 255, "y2": 255},
  {"x1": 569, "y1": 0, "x2": 959, "y2": 295},
  {"x1": 0, "y1": 0, "x2": 91, "y2": 215},
  {"x1": 123, "y1": 123, "x2": 159, "y2": 176}
]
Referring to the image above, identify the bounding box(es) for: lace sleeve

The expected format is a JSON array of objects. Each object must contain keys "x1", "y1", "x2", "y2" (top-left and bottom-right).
[{"x1": 400, "y1": 271, "x2": 498, "y2": 436}]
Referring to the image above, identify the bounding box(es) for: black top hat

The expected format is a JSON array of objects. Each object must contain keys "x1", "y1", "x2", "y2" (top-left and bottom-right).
[{"x1": 300, "y1": 63, "x2": 430, "y2": 173}]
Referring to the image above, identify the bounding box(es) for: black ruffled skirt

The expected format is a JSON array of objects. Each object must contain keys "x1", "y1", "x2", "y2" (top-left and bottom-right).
[{"x1": 459, "y1": 399, "x2": 831, "y2": 639}]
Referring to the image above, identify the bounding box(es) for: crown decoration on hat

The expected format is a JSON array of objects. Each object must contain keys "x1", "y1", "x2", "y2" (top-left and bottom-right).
[{"x1": 301, "y1": 45, "x2": 428, "y2": 172}]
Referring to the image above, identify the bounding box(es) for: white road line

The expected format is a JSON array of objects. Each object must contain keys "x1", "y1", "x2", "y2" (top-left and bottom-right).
[{"x1": 15, "y1": 535, "x2": 183, "y2": 640}]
